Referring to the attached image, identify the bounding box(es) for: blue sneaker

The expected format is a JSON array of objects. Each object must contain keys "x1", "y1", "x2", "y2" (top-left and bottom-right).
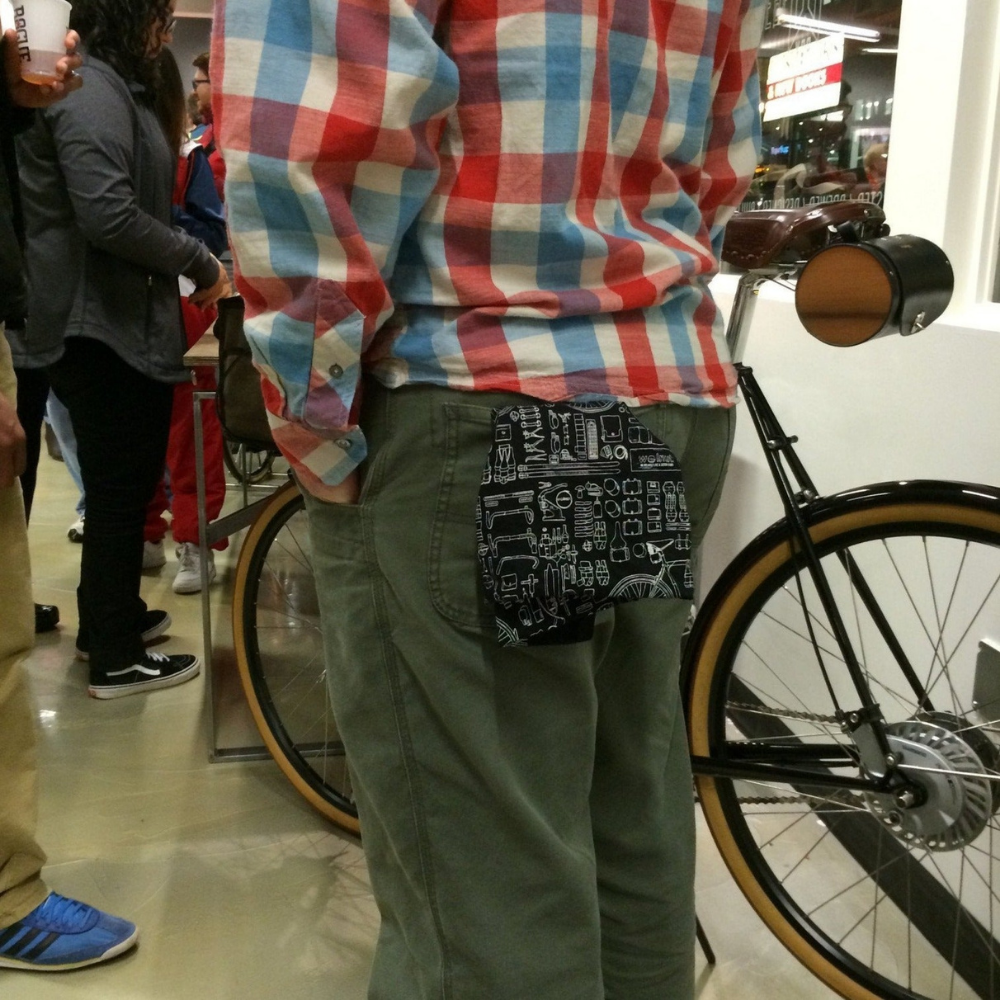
[{"x1": 0, "y1": 893, "x2": 137, "y2": 971}]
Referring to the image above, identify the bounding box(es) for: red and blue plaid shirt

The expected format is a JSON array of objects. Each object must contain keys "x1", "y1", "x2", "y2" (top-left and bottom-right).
[{"x1": 213, "y1": 0, "x2": 765, "y2": 495}]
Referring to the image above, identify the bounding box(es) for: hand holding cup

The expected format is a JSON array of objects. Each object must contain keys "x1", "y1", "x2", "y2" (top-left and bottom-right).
[{"x1": 4, "y1": 0, "x2": 81, "y2": 108}]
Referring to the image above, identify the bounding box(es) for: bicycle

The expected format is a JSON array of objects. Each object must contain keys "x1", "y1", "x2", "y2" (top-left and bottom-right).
[
  {"x1": 231, "y1": 200, "x2": 1000, "y2": 1000},
  {"x1": 223, "y1": 439, "x2": 276, "y2": 486}
]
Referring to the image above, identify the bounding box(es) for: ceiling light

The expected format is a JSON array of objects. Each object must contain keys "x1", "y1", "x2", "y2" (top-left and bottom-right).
[
  {"x1": 861, "y1": 47, "x2": 899, "y2": 54},
  {"x1": 776, "y1": 10, "x2": 881, "y2": 42}
]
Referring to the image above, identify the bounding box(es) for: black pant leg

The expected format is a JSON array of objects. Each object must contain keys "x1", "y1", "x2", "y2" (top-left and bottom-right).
[
  {"x1": 13, "y1": 365, "x2": 49, "y2": 523},
  {"x1": 47, "y1": 338, "x2": 174, "y2": 672}
]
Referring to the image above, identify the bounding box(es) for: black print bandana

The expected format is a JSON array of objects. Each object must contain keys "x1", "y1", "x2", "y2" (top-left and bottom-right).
[{"x1": 475, "y1": 400, "x2": 693, "y2": 646}]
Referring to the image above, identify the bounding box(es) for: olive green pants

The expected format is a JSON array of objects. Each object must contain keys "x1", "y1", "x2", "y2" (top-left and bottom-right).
[
  {"x1": 305, "y1": 382, "x2": 735, "y2": 1000},
  {"x1": 0, "y1": 333, "x2": 48, "y2": 929}
]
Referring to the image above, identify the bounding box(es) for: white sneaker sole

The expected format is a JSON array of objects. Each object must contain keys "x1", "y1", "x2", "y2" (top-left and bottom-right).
[
  {"x1": 0, "y1": 926, "x2": 138, "y2": 971},
  {"x1": 88, "y1": 658, "x2": 201, "y2": 700}
]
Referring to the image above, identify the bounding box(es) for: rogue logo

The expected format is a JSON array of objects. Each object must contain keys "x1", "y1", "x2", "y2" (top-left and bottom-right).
[{"x1": 12, "y1": 6, "x2": 30, "y2": 63}]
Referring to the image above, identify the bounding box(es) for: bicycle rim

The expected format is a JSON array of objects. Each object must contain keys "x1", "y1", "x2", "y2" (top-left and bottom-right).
[
  {"x1": 224, "y1": 442, "x2": 276, "y2": 485},
  {"x1": 233, "y1": 482, "x2": 359, "y2": 833},
  {"x1": 688, "y1": 500, "x2": 1000, "y2": 1000}
]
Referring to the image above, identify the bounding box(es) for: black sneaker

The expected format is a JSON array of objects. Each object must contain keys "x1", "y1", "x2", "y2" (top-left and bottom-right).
[
  {"x1": 88, "y1": 652, "x2": 201, "y2": 700},
  {"x1": 34, "y1": 603, "x2": 60, "y2": 634},
  {"x1": 75, "y1": 610, "x2": 171, "y2": 662}
]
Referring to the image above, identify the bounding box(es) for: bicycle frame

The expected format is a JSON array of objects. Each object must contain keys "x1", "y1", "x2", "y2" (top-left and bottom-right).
[{"x1": 687, "y1": 267, "x2": 939, "y2": 796}]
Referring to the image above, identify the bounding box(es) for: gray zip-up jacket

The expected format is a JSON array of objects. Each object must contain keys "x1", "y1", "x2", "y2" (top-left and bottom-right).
[
  {"x1": 0, "y1": 35, "x2": 34, "y2": 329},
  {"x1": 14, "y1": 53, "x2": 219, "y2": 382}
]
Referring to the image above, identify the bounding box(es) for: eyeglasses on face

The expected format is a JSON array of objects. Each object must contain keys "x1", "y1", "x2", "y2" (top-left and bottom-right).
[{"x1": 192, "y1": 77, "x2": 210, "y2": 88}]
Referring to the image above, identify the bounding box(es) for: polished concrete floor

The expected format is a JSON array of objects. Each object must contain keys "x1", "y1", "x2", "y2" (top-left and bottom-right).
[{"x1": 8, "y1": 448, "x2": 839, "y2": 999}]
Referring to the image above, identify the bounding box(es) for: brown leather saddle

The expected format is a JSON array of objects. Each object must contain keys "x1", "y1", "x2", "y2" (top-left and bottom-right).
[{"x1": 721, "y1": 201, "x2": 888, "y2": 270}]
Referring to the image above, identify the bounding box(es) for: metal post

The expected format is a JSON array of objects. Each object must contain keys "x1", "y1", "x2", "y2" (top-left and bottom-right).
[
  {"x1": 724, "y1": 270, "x2": 776, "y2": 363},
  {"x1": 193, "y1": 385, "x2": 217, "y2": 759}
]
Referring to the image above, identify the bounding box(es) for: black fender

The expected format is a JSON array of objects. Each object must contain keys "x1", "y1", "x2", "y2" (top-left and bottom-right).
[{"x1": 681, "y1": 479, "x2": 1000, "y2": 711}]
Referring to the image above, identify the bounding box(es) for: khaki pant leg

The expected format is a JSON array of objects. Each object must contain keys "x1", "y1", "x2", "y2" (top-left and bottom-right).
[{"x1": 0, "y1": 333, "x2": 47, "y2": 928}]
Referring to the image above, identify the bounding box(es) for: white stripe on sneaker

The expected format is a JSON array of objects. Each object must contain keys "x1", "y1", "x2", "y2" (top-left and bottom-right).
[
  {"x1": 105, "y1": 652, "x2": 170, "y2": 679},
  {"x1": 106, "y1": 665, "x2": 162, "y2": 678}
]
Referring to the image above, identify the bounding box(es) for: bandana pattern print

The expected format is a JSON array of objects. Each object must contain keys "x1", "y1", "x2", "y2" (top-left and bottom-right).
[{"x1": 476, "y1": 401, "x2": 693, "y2": 646}]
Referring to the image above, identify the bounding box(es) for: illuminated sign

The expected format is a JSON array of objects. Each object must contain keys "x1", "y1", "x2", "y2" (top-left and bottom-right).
[{"x1": 764, "y1": 34, "x2": 845, "y2": 122}]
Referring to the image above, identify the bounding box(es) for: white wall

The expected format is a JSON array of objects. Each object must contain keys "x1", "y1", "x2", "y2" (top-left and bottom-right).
[
  {"x1": 700, "y1": 279, "x2": 1000, "y2": 592},
  {"x1": 176, "y1": 0, "x2": 212, "y2": 16},
  {"x1": 170, "y1": 17, "x2": 213, "y2": 89}
]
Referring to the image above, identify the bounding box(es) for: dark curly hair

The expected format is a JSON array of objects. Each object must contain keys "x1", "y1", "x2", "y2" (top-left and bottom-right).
[
  {"x1": 70, "y1": 0, "x2": 173, "y2": 92},
  {"x1": 152, "y1": 47, "x2": 186, "y2": 152}
]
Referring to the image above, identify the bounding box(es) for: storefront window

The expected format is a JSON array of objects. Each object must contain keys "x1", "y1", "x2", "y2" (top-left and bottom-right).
[{"x1": 743, "y1": 0, "x2": 902, "y2": 213}]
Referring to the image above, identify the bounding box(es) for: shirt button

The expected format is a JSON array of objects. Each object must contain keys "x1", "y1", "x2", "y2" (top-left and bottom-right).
[
  {"x1": 329, "y1": 364, "x2": 344, "y2": 379},
  {"x1": 336, "y1": 439, "x2": 351, "y2": 451}
]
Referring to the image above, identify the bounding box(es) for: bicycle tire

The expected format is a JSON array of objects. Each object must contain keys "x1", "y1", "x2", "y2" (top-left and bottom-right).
[
  {"x1": 233, "y1": 480, "x2": 359, "y2": 833},
  {"x1": 223, "y1": 441, "x2": 276, "y2": 485},
  {"x1": 686, "y1": 487, "x2": 1000, "y2": 1000}
]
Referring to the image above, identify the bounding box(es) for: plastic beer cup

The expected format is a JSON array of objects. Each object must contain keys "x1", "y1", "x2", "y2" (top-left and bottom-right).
[{"x1": 11, "y1": 0, "x2": 72, "y2": 86}]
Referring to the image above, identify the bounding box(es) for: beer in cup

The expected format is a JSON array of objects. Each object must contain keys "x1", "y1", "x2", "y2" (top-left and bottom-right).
[{"x1": 11, "y1": 0, "x2": 72, "y2": 86}]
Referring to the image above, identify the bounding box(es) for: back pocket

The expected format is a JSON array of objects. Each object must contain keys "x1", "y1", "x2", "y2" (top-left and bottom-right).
[{"x1": 428, "y1": 403, "x2": 499, "y2": 631}]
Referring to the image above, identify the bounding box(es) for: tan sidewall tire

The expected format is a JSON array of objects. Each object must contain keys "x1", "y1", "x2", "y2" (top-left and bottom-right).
[
  {"x1": 233, "y1": 480, "x2": 361, "y2": 834},
  {"x1": 688, "y1": 501, "x2": 1000, "y2": 1000}
]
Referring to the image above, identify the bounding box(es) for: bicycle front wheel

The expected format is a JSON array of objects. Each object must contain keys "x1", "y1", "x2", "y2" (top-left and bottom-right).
[
  {"x1": 232, "y1": 480, "x2": 359, "y2": 833},
  {"x1": 687, "y1": 489, "x2": 1000, "y2": 1000}
]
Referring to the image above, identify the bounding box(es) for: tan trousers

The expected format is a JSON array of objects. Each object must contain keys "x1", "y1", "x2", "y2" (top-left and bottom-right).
[{"x1": 0, "y1": 333, "x2": 47, "y2": 928}]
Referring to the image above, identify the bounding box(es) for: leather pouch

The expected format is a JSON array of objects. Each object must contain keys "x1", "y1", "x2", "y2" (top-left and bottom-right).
[{"x1": 213, "y1": 295, "x2": 275, "y2": 450}]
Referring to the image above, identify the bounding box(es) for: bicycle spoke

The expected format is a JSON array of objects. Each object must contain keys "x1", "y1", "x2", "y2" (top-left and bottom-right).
[
  {"x1": 923, "y1": 570, "x2": 1000, "y2": 707},
  {"x1": 806, "y1": 846, "x2": 913, "y2": 922},
  {"x1": 953, "y1": 842, "x2": 1000, "y2": 913},
  {"x1": 268, "y1": 650, "x2": 324, "y2": 705},
  {"x1": 920, "y1": 537, "x2": 966, "y2": 717},
  {"x1": 729, "y1": 648, "x2": 823, "y2": 721},
  {"x1": 255, "y1": 604, "x2": 320, "y2": 630},
  {"x1": 883, "y1": 539, "x2": 957, "y2": 673},
  {"x1": 695, "y1": 509, "x2": 1000, "y2": 1000},
  {"x1": 992, "y1": 821, "x2": 997, "y2": 999},
  {"x1": 870, "y1": 829, "x2": 882, "y2": 974},
  {"x1": 918, "y1": 849, "x2": 999, "y2": 969},
  {"x1": 284, "y1": 521, "x2": 313, "y2": 570},
  {"x1": 267, "y1": 528, "x2": 313, "y2": 575},
  {"x1": 775, "y1": 818, "x2": 838, "y2": 883},
  {"x1": 896, "y1": 762, "x2": 1000, "y2": 783},
  {"x1": 952, "y1": 715, "x2": 1000, "y2": 738},
  {"x1": 237, "y1": 487, "x2": 356, "y2": 828},
  {"x1": 761, "y1": 592, "x2": 847, "y2": 668},
  {"x1": 777, "y1": 579, "x2": 840, "y2": 646}
]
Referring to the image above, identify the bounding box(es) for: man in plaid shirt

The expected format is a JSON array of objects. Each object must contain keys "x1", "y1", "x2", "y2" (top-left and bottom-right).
[{"x1": 215, "y1": 0, "x2": 765, "y2": 995}]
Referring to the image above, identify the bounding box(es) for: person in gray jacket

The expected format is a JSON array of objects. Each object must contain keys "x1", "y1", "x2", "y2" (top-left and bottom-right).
[
  {"x1": 0, "y1": 25, "x2": 140, "y2": 972},
  {"x1": 17, "y1": 0, "x2": 230, "y2": 699}
]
